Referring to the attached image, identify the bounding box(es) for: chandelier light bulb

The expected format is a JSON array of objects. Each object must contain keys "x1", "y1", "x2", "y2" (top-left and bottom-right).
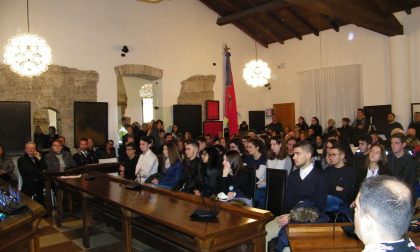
[
  {"x1": 139, "y1": 83, "x2": 154, "y2": 98},
  {"x1": 3, "y1": 33, "x2": 52, "y2": 77},
  {"x1": 243, "y1": 59, "x2": 271, "y2": 88}
]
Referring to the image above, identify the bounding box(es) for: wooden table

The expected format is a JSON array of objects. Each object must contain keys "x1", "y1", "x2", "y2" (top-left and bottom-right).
[
  {"x1": 0, "y1": 180, "x2": 46, "y2": 252},
  {"x1": 55, "y1": 172, "x2": 273, "y2": 252},
  {"x1": 43, "y1": 163, "x2": 119, "y2": 226},
  {"x1": 287, "y1": 223, "x2": 363, "y2": 251}
]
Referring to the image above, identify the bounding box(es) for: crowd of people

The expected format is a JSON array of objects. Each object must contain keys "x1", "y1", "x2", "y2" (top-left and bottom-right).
[{"x1": 0, "y1": 109, "x2": 420, "y2": 251}]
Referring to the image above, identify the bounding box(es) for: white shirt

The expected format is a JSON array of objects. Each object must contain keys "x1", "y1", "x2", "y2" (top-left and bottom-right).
[
  {"x1": 299, "y1": 163, "x2": 314, "y2": 180},
  {"x1": 135, "y1": 149, "x2": 158, "y2": 183},
  {"x1": 366, "y1": 167, "x2": 379, "y2": 178},
  {"x1": 266, "y1": 156, "x2": 292, "y2": 175}
]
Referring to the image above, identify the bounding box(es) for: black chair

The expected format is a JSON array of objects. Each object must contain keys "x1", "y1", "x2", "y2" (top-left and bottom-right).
[
  {"x1": 249, "y1": 167, "x2": 257, "y2": 207},
  {"x1": 265, "y1": 168, "x2": 287, "y2": 216}
]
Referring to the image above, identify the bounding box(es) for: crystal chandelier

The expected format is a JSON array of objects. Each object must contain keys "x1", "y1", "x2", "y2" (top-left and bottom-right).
[
  {"x1": 3, "y1": 0, "x2": 52, "y2": 78},
  {"x1": 242, "y1": 41, "x2": 271, "y2": 88},
  {"x1": 139, "y1": 83, "x2": 153, "y2": 98}
]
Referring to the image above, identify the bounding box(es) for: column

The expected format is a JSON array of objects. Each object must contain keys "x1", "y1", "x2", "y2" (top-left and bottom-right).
[{"x1": 389, "y1": 35, "x2": 411, "y2": 129}]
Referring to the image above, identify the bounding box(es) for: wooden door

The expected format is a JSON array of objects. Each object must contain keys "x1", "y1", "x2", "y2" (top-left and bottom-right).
[{"x1": 273, "y1": 103, "x2": 295, "y2": 130}]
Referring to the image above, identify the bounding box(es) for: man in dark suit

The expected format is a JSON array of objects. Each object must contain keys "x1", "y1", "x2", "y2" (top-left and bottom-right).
[
  {"x1": 73, "y1": 138, "x2": 97, "y2": 166},
  {"x1": 17, "y1": 141, "x2": 45, "y2": 205}
]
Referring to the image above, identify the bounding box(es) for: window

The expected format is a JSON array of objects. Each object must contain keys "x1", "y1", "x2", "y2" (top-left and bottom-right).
[{"x1": 142, "y1": 98, "x2": 153, "y2": 123}]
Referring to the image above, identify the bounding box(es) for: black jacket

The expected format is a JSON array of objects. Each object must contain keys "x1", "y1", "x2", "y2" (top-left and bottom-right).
[
  {"x1": 387, "y1": 152, "x2": 419, "y2": 194},
  {"x1": 17, "y1": 154, "x2": 45, "y2": 198},
  {"x1": 178, "y1": 157, "x2": 201, "y2": 193}
]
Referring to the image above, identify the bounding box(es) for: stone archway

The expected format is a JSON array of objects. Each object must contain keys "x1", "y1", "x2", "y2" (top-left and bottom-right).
[{"x1": 114, "y1": 64, "x2": 163, "y2": 116}]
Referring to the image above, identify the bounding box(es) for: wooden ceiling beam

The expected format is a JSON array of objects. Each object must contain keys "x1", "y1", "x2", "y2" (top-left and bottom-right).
[
  {"x1": 245, "y1": 18, "x2": 285, "y2": 45},
  {"x1": 373, "y1": 0, "x2": 405, "y2": 27},
  {"x1": 283, "y1": 0, "x2": 403, "y2": 36},
  {"x1": 266, "y1": 13, "x2": 303, "y2": 40},
  {"x1": 286, "y1": 7, "x2": 319, "y2": 36},
  {"x1": 217, "y1": 0, "x2": 289, "y2": 26},
  {"x1": 219, "y1": 0, "x2": 280, "y2": 47},
  {"x1": 321, "y1": 14, "x2": 339, "y2": 32},
  {"x1": 235, "y1": 22, "x2": 270, "y2": 48},
  {"x1": 396, "y1": 0, "x2": 412, "y2": 14}
]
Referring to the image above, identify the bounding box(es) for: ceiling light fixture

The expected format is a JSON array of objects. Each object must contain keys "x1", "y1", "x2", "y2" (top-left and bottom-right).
[
  {"x1": 242, "y1": 41, "x2": 271, "y2": 88},
  {"x1": 139, "y1": 83, "x2": 154, "y2": 98},
  {"x1": 3, "y1": 0, "x2": 52, "y2": 78}
]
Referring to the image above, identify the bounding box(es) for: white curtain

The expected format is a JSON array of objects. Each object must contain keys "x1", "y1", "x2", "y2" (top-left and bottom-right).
[{"x1": 298, "y1": 64, "x2": 362, "y2": 129}]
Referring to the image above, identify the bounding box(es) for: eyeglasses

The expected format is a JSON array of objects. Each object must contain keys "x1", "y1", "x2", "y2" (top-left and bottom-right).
[
  {"x1": 126, "y1": 148, "x2": 134, "y2": 151},
  {"x1": 201, "y1": 152, "x2": 208, "y2": 156}
]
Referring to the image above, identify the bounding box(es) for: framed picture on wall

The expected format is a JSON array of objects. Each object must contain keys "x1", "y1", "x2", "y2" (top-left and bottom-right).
[
  {"x1": 206, "y1": 100, "x2": 219, "y2": 120},
  {"x1": 412, "y1": 103, "x2": 420, "y2": 121},
  {"x1": 203, "y1": 121, "x2": 223, "y2": 137},
  {"x1": 74, "y1": 102, "x2": 108, "y2": 148}
]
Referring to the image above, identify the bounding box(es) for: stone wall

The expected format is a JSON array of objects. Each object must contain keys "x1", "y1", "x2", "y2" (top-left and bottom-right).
[
  {"x1": 177, "y1": 75, "x2": 215, "y2": 116},
  {"x1": 0, "y1": 64, "x2": 98, "y2": 150}
]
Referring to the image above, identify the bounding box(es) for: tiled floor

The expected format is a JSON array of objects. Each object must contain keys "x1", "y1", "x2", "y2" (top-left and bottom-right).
[{"x1": 38, "y1": 213, "x2": 159, "y2": 252}]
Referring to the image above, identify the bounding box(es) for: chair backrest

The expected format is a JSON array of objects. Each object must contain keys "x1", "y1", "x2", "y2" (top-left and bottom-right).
[
  {"x1": 247, "y1": 167, "x2": 257, "y2": 206},
  {"x1": 265, "y1": 168, "x2": 287, "y2": 216}
]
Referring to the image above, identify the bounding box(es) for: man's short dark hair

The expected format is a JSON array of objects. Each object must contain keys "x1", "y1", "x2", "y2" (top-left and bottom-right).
[
  {"x1": 388, "y1": 112, "x2": 396, "y2": 117},
  {"x1": 196, "y1": 136, "x2": 206, "y2": 144},
  {"x1": 79, "y1": 138, "x2": 88, "y2": 143},
  {"x1": 391, "y1": 132, "x2": 406, "y2": 143},
  {"x1": 331, "y1": 145, "x2": 345, "y2": 154},
  {"x1": 125, "y1": 142, "x2": 136, "y2": 149},
  {"x1": 359, "y1": 176, "x2": 414, "y2": 239},
  {"x1": 140, "y1": 136, "x2": 152, "y2": 144},
  {"x1": 185, "y1": 140, "x2": 199, "y2": 149},
  {"x1": 357, "y1": 108, "x2": 364, "y2": 113},
  {"x1": 294, "y1": 140, "x2": 314, "y2": 157},
  {"x1": 358, "y1": 134, "x2": 372, "y2": 145},
  {"x1": 342, "y1": 118, "x2": 350, "y2": 123}
]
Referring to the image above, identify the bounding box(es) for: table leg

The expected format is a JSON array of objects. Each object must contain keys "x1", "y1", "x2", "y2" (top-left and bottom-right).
[
  {"x1": 253, "y1": 236, "x2": 265, "y2": 252},
  {"x1": 194, "y1": 237, "x2": 212, "y2": 252},
  {"x1": 121, "y1": 208, "x2": 133, "y2": 252},
  {"x1": 44, "y1": 179, "x2": 52, "y2": 215},
  {"x1": 81, "y1": 193, "x2": 90, "y2": 248},
  {"x1": 55, "y1": 189, "x2": 63, "y2": 228}
]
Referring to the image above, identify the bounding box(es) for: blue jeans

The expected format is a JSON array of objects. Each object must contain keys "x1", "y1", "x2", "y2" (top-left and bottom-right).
[{"x1": 254, "y1": 187, "x2": 266, "y2": 209}]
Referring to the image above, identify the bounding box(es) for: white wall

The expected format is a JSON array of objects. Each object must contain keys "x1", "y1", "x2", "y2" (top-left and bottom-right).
[{"x1": 1, "y1": 0, "x2": 419, "y2": 137}]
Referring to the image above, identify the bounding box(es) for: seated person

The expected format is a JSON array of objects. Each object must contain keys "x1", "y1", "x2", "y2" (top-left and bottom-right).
[
  {"x1": 44, "y1": 140, "x2": 76, "y2": 172},
  {"x1": 325, "y1": 145, "x2": 356, "y2": 212},
  {"x1": 135, "y1": 136, "x2": 158, "y2": 183},
  {"x1": 18, "y1": 142, "x2": 45, "y2": 205},
  {"x1": 267, "y1": 135, "x2": 292, "y2": 175},
  {"x1": 355, "y1": 176, "x2": 419, "y2": 251},
  {"x1": 73, "y1": 138, "x2": 97, "y2": 166},
  {"x1": 387, "y1": 133, "x2": 418, "y2": 199},
  {"x1": 200, "y1": 146, "x2": 222, "y2": 197},
  {"x1": 352, "y1": 134, "x2": 372, "y2": 172},
  {"x1": 150, "y1": 141, "x2": 183, "y2": 188},
  {"x1": 219, "y1": 150, "x2": 254, "y2": 206},
  {"x1": 0, "y1": 144, "x2": 18, "y2": 187},
  {"x1": 177, "y1": 140, "x2": 202, "y2": 195},
  {"x1": 355, "y1": 144, "x2": 391, "y2": 193},
  {"x1": 243, "y1": 138, "x2": 267, "y2": 209},
  {"x1": 98, "y1": 139, "x2": 116, "y2": 159},
  {"x1": 87, "y1": 138, "x2": 100, "y2": 162},
  {"x1": 119, "y1": 142, "x2": 139, "y2": 180},
  {"x1": 265, "y1": 140, "x2": 328, "y2": 251}
]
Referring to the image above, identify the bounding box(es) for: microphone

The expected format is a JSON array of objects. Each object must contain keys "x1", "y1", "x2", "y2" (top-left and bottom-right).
[{"x1": 190, "y1": 192, "x2": 219, "y2": 221}]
